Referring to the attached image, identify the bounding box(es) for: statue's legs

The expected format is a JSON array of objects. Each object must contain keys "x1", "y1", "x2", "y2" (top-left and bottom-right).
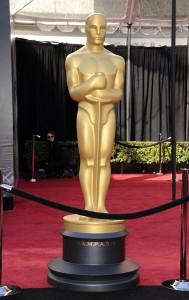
[
  {"x1": 77, "y1": 108, "x2": 95, "y2": 212},
  {"x1": 97, "y1": 109, "x2": 115, "y2": 213},
  {"x1": 77, "y1": 106, "x2": 115, "y2": 214}
]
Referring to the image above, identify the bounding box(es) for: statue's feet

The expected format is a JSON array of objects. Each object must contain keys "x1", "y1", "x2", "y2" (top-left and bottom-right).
[
  {"x1": 97, "y1": 207, "x2": 109, "y2": 214},
  {"x1": 79, "y1": 206, "x2": 108, "y2": 222},
  {"x1": 79, "y1": 206, "x2": 94, "y2": 222},
  {"x1": 79, "y1": 215, "x2": 91, "y2": 222},
  {"x1": 88, "y1": 207, "x2": 109, "y2": 222}
]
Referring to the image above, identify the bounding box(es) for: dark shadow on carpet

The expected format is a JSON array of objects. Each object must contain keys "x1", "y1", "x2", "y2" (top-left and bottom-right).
[{"x1": 10, "y1": 286, "x2": 189, "y2": 300}]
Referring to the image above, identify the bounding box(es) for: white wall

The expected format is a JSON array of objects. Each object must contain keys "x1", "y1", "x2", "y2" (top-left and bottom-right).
[{"x1": 0, "y1": 1, "x2": 14, "y2": 188}]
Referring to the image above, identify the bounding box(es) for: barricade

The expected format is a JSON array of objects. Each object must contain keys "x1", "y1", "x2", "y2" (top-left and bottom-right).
[{"x1": 0, "y1": 169, "x2": 189, "y2": 292}]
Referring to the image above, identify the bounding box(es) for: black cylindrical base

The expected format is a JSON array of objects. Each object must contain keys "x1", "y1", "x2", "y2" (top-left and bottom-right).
[
  {"x1": 48, "y1": 258, "x2": 139, "y2": 292},
  {"x1": 48, "y1": 229, "x2": 139, "y2": 292},
  {"x1": 62, "y1": 230, "x2": 127, "y2": 264}
]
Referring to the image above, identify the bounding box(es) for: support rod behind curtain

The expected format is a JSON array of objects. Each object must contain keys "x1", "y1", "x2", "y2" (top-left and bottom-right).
[
  {"x1": 171, "y1": 0, "x2": 177, "y2": 200},
  {"x1": 126, "y1": 24, "x2": 132, "y2": 141},
  {"x1": 186, "y1": 27, "x2": 189, "y2": 141}
]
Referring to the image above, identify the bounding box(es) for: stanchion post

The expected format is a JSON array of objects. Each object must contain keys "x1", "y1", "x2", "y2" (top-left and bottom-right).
[
  {"x1": 0, "y1": 169, "x2": 3, "y2": 284},
  {"x1": 30, "y1": 135, "x2": 36, "y2": 182},
  {"x1": 162, "y1": 168, "x2": 189, "y2": 291},
  {"x1": 156, "y1": 133, "x2": 163, "y2": 175},
  {"x1": 180, "y1": 168, "x2": 188, "y2": 281},
  {"x1": 0, "y1": 170, "x2": 21, "y2": 296}
]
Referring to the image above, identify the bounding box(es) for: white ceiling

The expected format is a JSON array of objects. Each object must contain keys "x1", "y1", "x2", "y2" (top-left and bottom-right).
[{"x1": 9, "y1": 0, "x2": 189, "y2": 44}]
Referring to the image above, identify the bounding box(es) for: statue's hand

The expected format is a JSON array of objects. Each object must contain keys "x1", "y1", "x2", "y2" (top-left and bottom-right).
[
  {"x1": 92, "y1": 72, "x2": 107, "y2": 89},
  {"x1": 87, "y1": 88, "x2": 122, "y2": 103}
]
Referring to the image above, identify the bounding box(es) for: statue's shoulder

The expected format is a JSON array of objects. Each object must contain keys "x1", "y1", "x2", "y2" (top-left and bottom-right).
[
  {"x1": 105, "y1": 48, "x2": 124, "y2": 58},
  {"x1": 105, "y1": 50, "x2": 125, "y2": 68},
  {"x1": 65, "y1": 46, "x2": 87, "y2": 65}
]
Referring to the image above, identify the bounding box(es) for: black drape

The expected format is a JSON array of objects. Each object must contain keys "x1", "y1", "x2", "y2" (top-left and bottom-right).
[
  {"x1": 15, "y1": 38, "x2": 188, "y2": 166},
  {"x1": 16, "y1": 39, "x2": 81, "y2": 142},
  {"x1": 130, "y1": 46, "x2": 188, "y2": 141},
  {"x1": 107, "y1": 45, "x2": 128, "y2": 140},
  {"x1": 16, "y1": 39, "x2": 82, "y2": 163}
]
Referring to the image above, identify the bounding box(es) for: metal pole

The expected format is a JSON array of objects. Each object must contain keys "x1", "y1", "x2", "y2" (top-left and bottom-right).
[
  {"x1": 186, "y1": 26, "x2": 189, "y2": 141},
  {"x1": 156, "y1": 133, "x2": 163, "y2": 175},
  {"x1": 162, "y1": 168, "x2": 189, "y2": 291},
  {"x1": 126, "y1": 23, "x2": 131, "y2": 141},
  {"x1": 171, "y1": 0, "x2": 177, "y2": 200},
  {"x1": 30, "y1": 135, "x2": 36, "y2": 182},
  {"x1": 180, "y1": 169, "x2": 188, "y2": 281}
]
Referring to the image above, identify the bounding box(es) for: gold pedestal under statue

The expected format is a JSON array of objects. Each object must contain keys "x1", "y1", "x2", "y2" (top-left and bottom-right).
[
  {"x1": 63, "y1": 214, "x2": 125, "y2": 234},
  {"x1": 48, "y1": 13, "x2": 139, "y2": 291}
]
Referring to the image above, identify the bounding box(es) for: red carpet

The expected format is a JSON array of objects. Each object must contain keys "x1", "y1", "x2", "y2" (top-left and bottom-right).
[{"x1": 2, "y1": 173, "x2": 188, "y2": 288}]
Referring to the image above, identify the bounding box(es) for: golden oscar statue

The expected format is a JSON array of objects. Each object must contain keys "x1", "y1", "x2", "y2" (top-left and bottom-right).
[
  {"x1": 65, "y1": 13, "x2": 125, "y2": 220},
  {"x1": 48, "y1": 14, "x2": 139, "y2": 291}
]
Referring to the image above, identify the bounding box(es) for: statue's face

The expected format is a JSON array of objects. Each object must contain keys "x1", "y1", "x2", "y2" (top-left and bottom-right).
[{"x1": 85, "y1": 14, "x2": 107, "y2": 45}]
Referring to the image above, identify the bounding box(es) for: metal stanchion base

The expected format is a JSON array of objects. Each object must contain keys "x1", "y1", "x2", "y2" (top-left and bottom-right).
[
  {"x1": 162, "y1": 279, "x2": 189, "y2": 291},
  {"x1": 0, "y1": 285, "x2": 21, "y2": 297},
  {"x1": 167, "y1": 179, "x2": 181, "y2": 182},
  {"x1": 156, "y1": 172, "x2": 163, "y2": 176},
  {"x1": 29, "y1": 178, "x2": 36, "y2": 182}
]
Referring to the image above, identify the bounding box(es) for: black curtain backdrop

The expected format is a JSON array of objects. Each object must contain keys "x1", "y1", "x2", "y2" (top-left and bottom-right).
[
  {"x1": 15, "y1": 38, "x2": 188, "y2": 165},
  {"x1": 130, "y1": 45, "x2": 188, "y2": 141}
]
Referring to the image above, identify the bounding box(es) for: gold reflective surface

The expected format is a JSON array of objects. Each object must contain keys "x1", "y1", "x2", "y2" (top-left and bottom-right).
[
  {"x1": 63, "y1": 215, "x2": 126, "y2": 234},
  {"x1": 65, "y1": 13, "x2": 125, "y2": 226}
]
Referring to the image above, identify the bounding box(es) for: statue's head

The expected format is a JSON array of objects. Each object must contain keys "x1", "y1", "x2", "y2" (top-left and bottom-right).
[{"x1": 85, "y1": 13, "x2": 107, "y2": 46}]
